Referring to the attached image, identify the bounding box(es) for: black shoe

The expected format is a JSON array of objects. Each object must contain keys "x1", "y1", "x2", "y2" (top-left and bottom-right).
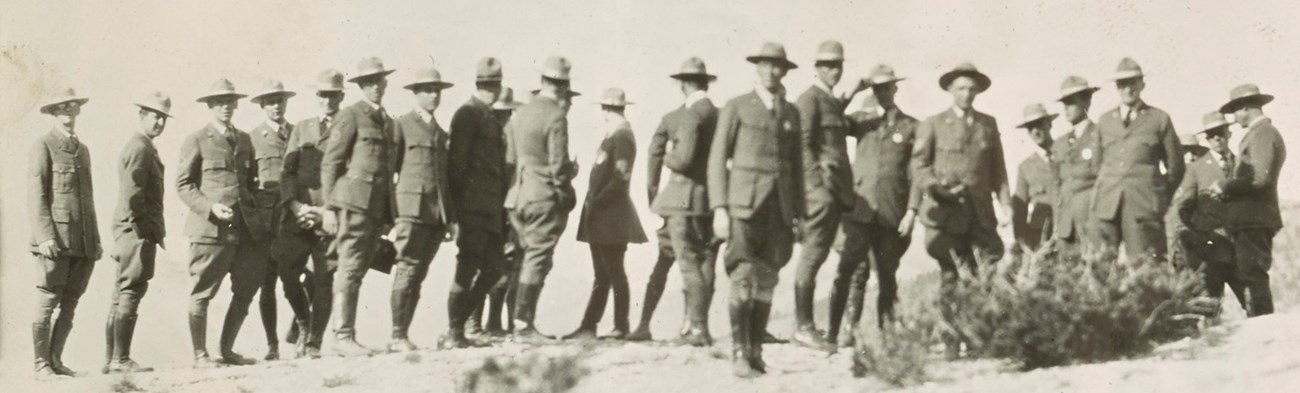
[
  {"x1": 562, "y1": 326, "x2": 598, "y2": 341},
  {"x1": 218, "y1": 351, "x2": 257, "y2": 366},
  {"x1": 105, "y1": 359, "x2": 154, "y2": 374},
  {"x1": 624, "y1": 326, "x2": 653, "y2": 342},
  {"x1": 388, "y1": 337, "x2": 419, "y2": 353},
  {"x1": 792, "y1": 327, "x2": 835, "y2": 352}
]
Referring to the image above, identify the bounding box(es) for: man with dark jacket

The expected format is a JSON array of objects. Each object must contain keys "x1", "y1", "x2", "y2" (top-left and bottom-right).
[
  {"x1": 1011, "y1": 103, "x2": 1058, "y2": 257},
  {"x1": 1051, "y1": 76, "x2": 1103, "y2": 260},
  {"x1": 1173, "y1": 112, "x2": 1247, "y2": 312}
]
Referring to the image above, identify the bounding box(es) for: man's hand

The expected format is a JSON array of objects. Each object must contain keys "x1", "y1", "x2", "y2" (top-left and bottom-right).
[
  {"x1": 318, "y1": 208, "x2": 339, "y2": 236},
  {"x1": 712, "y1": 208, "x2": 731, "y2": 241},
  {"x1": 210, "y1": 203, "x2": 235, "y2": 222},
  {"x1": 898, "y1": 209, "x2": 917, "y2": 237},
  {"x1": 445, "y1": 223, "x2": 459, "y2": 243},
  {"x1": 36, "y1": 239, "x2": 59, "y2": 259},
  {"x1": 1209, "y1": 182, "x2": 1226, "y2": 201},
  {"x1": 998, "y1": 203, "x2": 1013, "y2": 229}
]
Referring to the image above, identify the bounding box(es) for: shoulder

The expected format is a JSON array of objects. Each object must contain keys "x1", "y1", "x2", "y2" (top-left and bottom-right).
[
  {"x1": 725, "y1": 92, "x2": 760, "y2": 110},
  {"x1": 32, "y1": 130, "x2": 57, "y2": 150},
  {"x1": 796, "y1": 87, "x2": 819, "y2": 104},
  {"x1": 293, "y1": 116, "x2": 319, "y2": 130}
]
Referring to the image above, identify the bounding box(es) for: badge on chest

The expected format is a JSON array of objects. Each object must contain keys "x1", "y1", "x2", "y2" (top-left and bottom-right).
[
  {"x1": 1081, "y1": 148, "x2": 1094, "y2": 160},
  {"x1": 892, "y1": 132, "x2": 904, "y2": 144}
]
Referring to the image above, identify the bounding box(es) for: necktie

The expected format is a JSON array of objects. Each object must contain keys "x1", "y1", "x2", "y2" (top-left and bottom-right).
[
  {"x1": 1122, "y1": 109, "x2": 1133, "y2": 127},
  {"x1": 1223, "y1": 153, "x2": 1235, "y2": 176}
]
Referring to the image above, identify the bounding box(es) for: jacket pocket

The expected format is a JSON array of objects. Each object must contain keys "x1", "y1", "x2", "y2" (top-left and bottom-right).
[
  {"x1": 52, "y1": 164, "x2": 76, "y2": 193},
  {"x1": 256, "y1": 153, "x2": 284, "y2": 183},
  {"x1": 333, "y1": 175, "x2": 374, "y2": 209},
  {"x1": 728, "y1": 170, "x2": 757, "y2": 208},
  {"x1": 52, "y1": 207, "x2": 72, "y2": 223},
  {"x1": 396, "y1": 191, "x2": 423, "y2": 218}
]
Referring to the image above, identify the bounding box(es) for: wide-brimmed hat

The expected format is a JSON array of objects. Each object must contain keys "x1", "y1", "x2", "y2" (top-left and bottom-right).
[
  {"x1": 814, "y1": 40, "x2": 845, "y2": 63},
  {"x1": 1016, "y1": 103, "x2": 1058, "y2": 129},
  {"x1": 134, "y1": 91, "x2": 173, "y2": 118},
  {"x1": 938, "y1": 62, "x2": 991, "y2": 92},
  {"x1": 1179, "y1": 133, "x2": 1201, "y2": 147},
  {"x1": 311, "y1": 69, "x2": 345, "y2": 92},
  {"x1": 403, "y1": 66, "x2": 455, "y2": 91},
  {"x1": 492, "y1": 87, "x2": 524, "y2": 110},
  {"x1": 746, "y1": 42, "x2": 798, "y2": 69},
  {"x1": 1199, "y1": 111, "x2": 1232, "y2": 134},
  {"x1": 39, "y1": 87, "x2": 90, "y2": 114},
  {"x1": 530, "y1": 88, "x2": 582, "y2": 97},
  {"x1": 477, "y1": 57, "x2": 504, "y2": 82},
  {"x1": 1057, "y1": 75, "x2": 1100, "y2": 102},
  {"x1": 539, "y1": 56, "x2": 573, "y2": 81},
  {"x1": 1110, "y1": 57, "x2": 1145, "y2": 81},
  {"x1": 1218, "y1": 83, "x2": 1275, "y2": 113},
  {"x1": 195, "y1": 78, "x2": 246, "y2": 103},
  {"x1": 596, "y1": 88, "x2": 633, "y2": 107},
  {"x1": 348, "y1": 57, "x2": 395, "y2": 83},
  {"x1": 862, "y1": 64, "x2": 906, "y2": 88},
  {"x1": 250, "y1": 79, "x2": 297, "y2": 104},
  {"x1": 669, "y1": 57, "x2": 717, "y2": 81}
]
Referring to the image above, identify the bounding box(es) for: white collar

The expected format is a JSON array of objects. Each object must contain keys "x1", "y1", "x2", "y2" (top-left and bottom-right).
[
  {"x1": 605, "y1": 117, "x2": 628, "y2": 137},
  {"x1": 264, "y1": 120, "x2": 286, "y2": 135},
  {"x1": 1071, "y1": 119, "x2": 1093, "y2": 138},
  {"x1": 1035, "y1": 146, "x2": 1051, "y2": 161},
  {"x1": 813, "y1": 77, "x2": 835, "y2": 96},
  {"x1": 361, "y1": 98, "x2": 383, "y2": 111},
  {"x1": 54, "y1": 124, "x2": 75, "y2": 139},
  {"x1": 415, "y1": 108, "x2": 435, "y2": 124},
  {"x1": 210, "y1": 120, "x2": 232, "y2": 135},
  {"x1": 754, "y1": 84, "x2": 783, "y2": 110},
  {"x1": 1209, "y1": 149, "x2": 1231, "y2": 167},
  {"x1": 684, "y1": 90, "x2": 708, "y2": 108},
  {"x1": 951, "y1": 106, "x2": 968, "y2": 119}
]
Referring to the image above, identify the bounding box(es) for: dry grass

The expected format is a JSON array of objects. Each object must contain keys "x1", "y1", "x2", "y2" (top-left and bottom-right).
[
  {"x1": 457, "y1": 350, "x2": 589, "y2": 393},
  {"x1": 322, "y1": 374, "x2": 355, "y2": 389},
  {"x1": 109, "y1": 374, "x2": 145, "y2": 393}
]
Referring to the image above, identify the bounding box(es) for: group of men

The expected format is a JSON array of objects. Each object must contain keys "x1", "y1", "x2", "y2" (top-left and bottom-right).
[{"x1": 26, "y1": 39, "x2": 1285, "y2": 380}]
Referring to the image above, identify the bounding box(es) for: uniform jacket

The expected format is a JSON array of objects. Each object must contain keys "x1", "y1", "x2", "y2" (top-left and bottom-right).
[
  {"x1": 504, "y1": 95, "x2": 575, "y2": 210},
  {"x1": 577, "y1": 123, "x2": 648, "y2": 244},
  {"x1": 707, "y1": 90, "x2": 805, "y2": 223},
  {"x1": 1012, "y1": 152, "x2": 1056, "y2": 247},
  {"x1": 249, "y1": 122, "x2": 292, "y2": 229},
  {"x1": 30, "y1": 128, "x2": 101, "y2": 258},
  {"x1": 911, "y1": 108, "x2": 1009, "y2": 233},
  {"x1": 796, "y1": 85, "x2": 854, "y2": 207},
  {"x1": 845, "y1": 107, "x2": 920, "y2": 227},
  {"x1": 649, "y1": 97, "x2": 718, "y2": 217},
  {"x1": 113, "y1": 132, "x2": 165, "y2": 244},
  {"x1": 176, "y1": 124, "x2": 267, "y2": 242},
  {"x1": 448, "y1": 97, "x2": 508, "y2": 232},
  {"x1": 393, "y1": 110, "x2": 455, "y2": 226},
  {"x1": 1051, "y1": 122, "x2": 1102, "y2": 240},
  {"x1": 1223, "y1": 117, "x2": 1286, "y2": 230},
  {"x1": 281, "y1": 115, "x2": 332, "y2": 207},
  {"x1": 1090, "y1": 102, "x2": 1184, "y2": 222},
  {"x1": 320, "y1": 100, "x2": 397, "y2": 223},
  {"x1": 1173, "y1": 152, "x2": 1233, "y2": 234}
]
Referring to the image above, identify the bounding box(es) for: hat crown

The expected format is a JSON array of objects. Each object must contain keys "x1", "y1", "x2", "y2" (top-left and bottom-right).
[
  {"x1": 869, "y1": 64, "x2": 897, "y2": 79},
  {"x1": 600, "y1": 88, "x2": 629, "y2": 106},
  {"x1": 1116, "y1": 57, "x2": 1142, "y2": 73},
  {"x1": 754, "y1": 42, "x2": 790, "y2": 61},
  {"x1": 679, "y1": 57, "x2": 709, "y2": 75},
  {"x1": 314, "y1": 69, "x2": 345, "y2": 90},
  {"x1": 1060, "y1": 75, "x2": 1090, "y2": 91},
  {"x1": 260, "y1": 79, "x2": 287, "y2": 93},
  {"x1": 1023, "y1": 103, "x2": 1049, "y2": 118},
  {"x1": 493, "y1": 88, "x2": 517, "y2": 108},
  {"x1": 542, "y1": 56, "x2": 572, "y2": 80},
  {"x1": 208, "y1": 78, "x2": 238, "y2": 94},
  {"x1": 815, "y1": 40, "x2": 844, "y2": 61},
  {"x1": 51, "y1": 87, "x2": 79, "y2": 99},
  {"x1": 1230, "y1": 83, "x2": 1263, "y2": 100},
  {"x1": 137, "y1": 91, "x2": 172, "y2": 114},
  {"x1": 477, "y1": 57, "x2": 503, "y2": 80},
  {"x1": 356, "y1": 57, "x2": 387, "y2": 75},
  {"x1": 952, "y1": 62, "x2": 979, "y2": 73},
  {"x1": 1202, "y1": 111, "x2": 1228, "y2": 127}
]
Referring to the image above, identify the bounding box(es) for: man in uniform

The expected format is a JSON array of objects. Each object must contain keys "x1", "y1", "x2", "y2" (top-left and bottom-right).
[
  {"x1": 709, "y1": 42, "x2": 804, "y2": 377},
  {"x1": 1051, "y1": 76, "x2": 1103, "y2": 260},
  {"x1": 645, "y1": 57, "x2": 721, "y2": 345},
  {"x1": 504, "y1": 56, "x2": 581, "y2": 342},
  {"x1": 30, "y1": 88, "x2": 101, "y2": 378},
  {"x1": 389, "y1": 66, "x2": 458, "y2": 351},
  {"x1": 103, "y1": 92, "x2": 171, "y2": 374},
  {"x1": 1215, "y1": 84, "x2": 1286, "y2": 317},
  {"x1": 827, "y1": 65, "x2": 917, "y2": 347},
  {"x1": 247, "y1": 79, "x2": 311, "y2": 361},
  {"x1": 281, "y1": 69, "x2": 346, "y2": 358},
  {"x1": 1172, "y1": 112, "x2": 1246, "y2": 311},
  {"x1": 1168, "y1": 132, "x2": 1209, "y2": 268},
  {"x1": 467, "y1": 86, "x2": 525, "y2": 338},
  {"x1": 447, "y1": 58, "x2": 509, "y2": 346},
  {"x1": 1011, "y1": 103, "x2": 1058, "y2": 257},
  {"x1": 792, "y1": 41, "x2": 861, "y2": 350},
  {"x1": 1091, "y1": 58, "x2": 1183, "y2": 262},
  {"x1": 177, "y1": 78, "x2": 267, "y2": 367},
  {"x1": 910, "y1": 63, "x2": 1011, "y2": 358},
  {"x1": 320, "y1": 57, "x2": 398, "y2": 356}
]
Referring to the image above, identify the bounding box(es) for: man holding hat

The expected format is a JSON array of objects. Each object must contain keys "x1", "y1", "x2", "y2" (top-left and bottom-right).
[
  {"x1": 827, "y1": 65, "x2": 918, "y2": 347},
  {"x1": 29, "y1": 87, "x2": 100, "y2": 378},
  {"x1": 244, "y1": 79, "x2": 309, "y2": 361},
  {"x1": 1172, "y1": 112, "x2": 1247, "y2": 312},
  {"x1": 280, "y1": 69, "x2": 346, "y2": 358},
  {"x1": 177, "y1": 78, "x2": 267, "y2": 367},
  {"x1": 447, "y1": 58, "x2": 511, "y2": 346},
  {"x1": 1091, "y1": 58, "x2": 1183, "y2": 262},
  {"x1": 642, "y1": 57, "x2": 722, "y2": 345},
  {"x1": 504, "y1": 56, "x2": 581, "y2": 342},
  {"x1": 102, "y1": 91, "x2": 171, "y2": 374},
  {"x1": 320, "y1": 57, "x2": 399, "y2": 356},
  {"x1": 708, "y1": 42, "x2": 804, "y2": 377},
  {"x1": 910, "y1": 62, "x2": 1010, "y2": 358},
  {"x1": 791, "y1": 41, "x2": 865, "y2": 351},
  {"x1": 1215, "y1": 83, "x2": 1285, "y2": 317},
  {"x1": 1011, "y1": 103, "x2": 1059, "y2": 257},
  {"x1": 1051, "y1": 76, "x2": 1103, "y2": 259}
]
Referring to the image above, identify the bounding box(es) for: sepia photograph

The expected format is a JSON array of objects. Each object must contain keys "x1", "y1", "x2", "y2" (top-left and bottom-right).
[{"x1": 1, "y1": 0, "x2": 1299, "y2": 391}]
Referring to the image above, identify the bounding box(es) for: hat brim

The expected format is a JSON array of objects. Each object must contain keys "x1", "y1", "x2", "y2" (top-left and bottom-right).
[
  {"x1": 476, "y1": 76, "x2": 504, "y2": 83},
  {"x1": 195, "y1": 93, "x2": 247, "y2": 103},
  {"x1": 1219, "y1": 94, "x2": 1274, "y2": 113},
  {"x1": 347, "y1": 69, "x2": 396, "y2": 83},
  {"x1": 530, "y1": 89, "x2": 582, "y2": 97},
  {"x1": 1198, "y1": 122, "x2": 1231, "y2": 134},
  {"x1": 596, "y1": 102, "x2": 634, "y2": 106},
  {"x1": 251, "y1": 91, "x2": 298, "y2": 103},
  {"x1": 312, "y1": 85, "x2": 345, "y2": 93},
  {"x1": 1016, "y1": 113, "x2": 1058, "y2": 129},
  {"x1": 403, "y1": 81, "x2": 456, "y2": 91},
  {"x1": 669, "y1": 73, "x2": 718, "y2": 82},
  {"x1": 1110, "y1": 70, "x2": 1145, "y2": 81},
  {"x1": 864, "y1": 76, "x2": 906, "y2": 88},
  {"x1": 1057, "y1": 86, "x2": 1100, "y2": 102},
  {"x1": 746, "y1": 56, "x2": 798, "y2": 69},
  {"x1": 814, "y1": 57, "x2": 846, "y2": 64},
  {"x1": 492, "y1": 102, "x2": 523, "y2": 110},
  {"x1": 39, "y1": 97, "x2": 89, "y2": 114},
  {"x1": 134, "y1": 103, "x2": 173, "y2": 118},
  {"x1": 939, "y1": 70, "x2": 991, "y2": 92}
]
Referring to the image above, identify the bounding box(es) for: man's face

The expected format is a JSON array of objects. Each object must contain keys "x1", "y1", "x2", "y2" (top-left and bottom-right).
[
  {"x1": 359, "y1": 78, "x2": 388, "y2": 104},
  {"x1": 1028, "y1": 123, "x2": 1052, "y2": 148},
  {"x1": 50, "y1": 101, "x2": 81, "y2": 128},
  {"x1": 208, "y1": 97, "x2": 238, "y2": 123},
  {"x1": 479, "y1": 83, "x2": 503, "y2": 103},
  {"x1": 948, "y1": 76, "x2": 979, "y2": 110},
  {"x1": 140, "y1": 109, "x2": 167, "y2": 138},
  {"x1": 1205, "y1": 129, "x2": 1231, "y2": 155},
  {"x1": 1116, "y1": 78, "x2": 1144, "y2": 106},
  {"x1": 1062, "y1": 93, "x2": 1092, "y2": 124},
  {"x1": 318, "y1": 91, "x2": 343, "y2": 116},
  {"x1": 260, "y1": 96, "x2": 288, "y2": 123},
  {"x1": 1233, "y1": 106, "x2": 1251, "y2": 127},
  {"x1": 412, "y1": 85, "x2": 442, "y2": 112},
  {"x1": 558, "y1": 94, "x2": 572, "y2": 112},
  {"x1": 872, "y1": 82, "x2": 898, "y2": 108},
  {"x1": 815, "y1": 62, "x2": 843, "y2": 87},
  {"x1": 756, "y1": 60, "x2": 788, "y2": 91}
]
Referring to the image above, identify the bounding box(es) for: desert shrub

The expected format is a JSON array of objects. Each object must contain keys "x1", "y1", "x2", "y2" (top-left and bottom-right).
[
  {"x1": 110, "y1": 374, "x2": 145, "y2": 393},
  {"x1": 457, "y1": 351, "x2": 588, "y2": 393},
  {"x1": 322, "y1": 374, "x2": 355, "y2": 388},
  {"x1": 946, "y1": 252, "x2": 1207, "y2": 369},
  {"x1": 852, "y1": 272, "x2": 943, "y2": 387}
]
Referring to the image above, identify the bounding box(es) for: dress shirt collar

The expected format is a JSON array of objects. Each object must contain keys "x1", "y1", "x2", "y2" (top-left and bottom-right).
[
  {"x1": 754, "y1": 83, "x2": 784, "y2": 110},
  {"x1": 813, "y1": 77, "x2": 834, "y2": 96},
  {"x1": 684, "y1": 90, "x2": 708, "y2": 108},
  {"x1": 1071, "y1": 118, "x2": 1093, "y2": 139},
  {"x1": 416, "y1": 107, "x2": 435, "y2": 124}
]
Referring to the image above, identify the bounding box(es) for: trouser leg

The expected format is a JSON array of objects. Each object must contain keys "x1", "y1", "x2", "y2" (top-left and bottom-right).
[
  {"x1": 793, "y1": 196, "x2": 840, "y2": 331},
  {"x1": 1233, "y1": 229, "x2": 1275, "y2": 317}
]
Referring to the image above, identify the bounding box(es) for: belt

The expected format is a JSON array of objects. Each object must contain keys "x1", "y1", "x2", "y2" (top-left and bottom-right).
[{"x1": 259, "y1": 181, "x2": 280, "y2": 191}]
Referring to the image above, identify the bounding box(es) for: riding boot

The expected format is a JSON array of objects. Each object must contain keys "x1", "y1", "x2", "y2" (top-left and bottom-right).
[{"x1": 729, "y1": 300, "x2": 759, "y2": 378}]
